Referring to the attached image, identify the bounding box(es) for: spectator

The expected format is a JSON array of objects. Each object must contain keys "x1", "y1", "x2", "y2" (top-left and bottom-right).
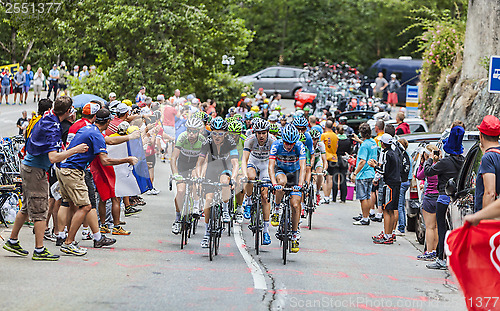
[
  {"x1": 70, "y1": 65, "x2": 79, "y2": 77},
  {"x1": 58, "y1": 61, "x2": 68, "y2": 95},
  {"x1": 255, "y1": 88, "x2": 266, "y2": 101},
  {"x1": 336, "y1": 125, "x2": 352, "y2": 203},
  {"x1": 79, "y1": 65, "x2": 89, "y2": 79},
  {"x1": 321, "y1": 120, "x2": 339, "y2": 204},
  {"x1": 395, "y1": 138, "x2": 411, "y2": 236},
  {"x1": 1, "y1": 67, "x2": 12, "y2": 105},
  {"x1": 373, "y1": 120, "x2": 385, "y2": 147},
  {"x1": 387, "y1": 74, "x2": 400, "y2": 108},
  {"x1": 270, "y1": 92, "x2": 281, "y2": 111},
  {"x1": 424, "y1": 124, "x2": 465, "y2": 270},
  {"x1": 416, "y1": 144, "x2": 439, "y2": 261},
  {"x1": 135, "y1": 86, "x2": 146, "y2": 104},
  {"x1": 395, "y1": 112, "x2": 410, "y2": 135},
  {"x1": 474, "y1": 115, "x2": 500, "y2": 212},
  {"x1": 16, "y1": 110, "x2": 29, "y2": 135},
  {"x1": 47, "y1": 64, "x2": 59, "y2": 101},
  {"x1": 303, "y1": 106, "x2": 311, "y2": 119},
  {"x1": 23, "y1": 64, "x2": 33, "y2": 104},
  {"x1": 13, "y1": 67, "x2": 26, "y2": 105},
  {"x1": 109, "y1": 92, "x2": 116, "y2": 103},
  {"x1": 206, "y1": 100, "x2": 217, "y2": 117},
  {"x1": 373, "y1": 72, "x2": 388, "y2": 99}
]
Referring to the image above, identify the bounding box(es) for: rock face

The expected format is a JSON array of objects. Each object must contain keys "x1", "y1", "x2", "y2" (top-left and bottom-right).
[{"x1": 431, "y1": 0, "x2": 500, "y2": 131}]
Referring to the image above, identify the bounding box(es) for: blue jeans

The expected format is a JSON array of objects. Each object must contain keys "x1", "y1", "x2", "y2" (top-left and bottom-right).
[{"x1": 397, "y1": 181, "x2": 410, "y2": 232}]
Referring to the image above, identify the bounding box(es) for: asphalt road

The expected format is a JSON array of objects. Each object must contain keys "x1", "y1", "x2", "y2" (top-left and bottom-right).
[{"x1": 0, "y1": 95, "x2": 467, "y2": 310}]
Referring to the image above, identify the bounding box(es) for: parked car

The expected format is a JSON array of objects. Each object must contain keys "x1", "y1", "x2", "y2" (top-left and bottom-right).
[
  {"x1": 368, "y1": 117, "x2": 429, "y2": 136},
  {"x1": 238, "y1": 66, "x2": 307, "y2": 98}
]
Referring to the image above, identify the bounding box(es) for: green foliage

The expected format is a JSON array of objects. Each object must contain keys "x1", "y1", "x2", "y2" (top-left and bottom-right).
[{"x1": 202, "y1": 71, "x2": 250, "y2": 114}]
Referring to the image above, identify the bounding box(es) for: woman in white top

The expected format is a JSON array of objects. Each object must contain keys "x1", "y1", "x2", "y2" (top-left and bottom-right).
[{"x1": 32, "y1": 67, "x2": 45, "y2": 103}]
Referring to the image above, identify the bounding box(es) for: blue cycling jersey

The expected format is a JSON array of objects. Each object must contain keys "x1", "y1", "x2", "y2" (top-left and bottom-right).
[
  {"x1": 304, "y1": 131, "x2": 314, "y2": 154},
  {"x1": 269, "y1": 140, "x2": 306, "y2": 173}
]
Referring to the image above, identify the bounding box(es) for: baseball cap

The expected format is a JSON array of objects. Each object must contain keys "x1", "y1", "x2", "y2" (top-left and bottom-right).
[
  {"x1": 157, "y1": 94, "x2": 165, "y2": 101},
  {"x1": 109, "y1": 92, "x2": 116, "y2": 98},
  {"x1": 53, "y1": 64, "x2": 57, "y2": 67},
  {"x1": 82, "y1": 103, "x2": 100, "y2": 116},
  {"x1": 380, "y1": 133, "x2": 394, "y2": 145},
  {"x1": 258, "y1": 88, "x2": 263, "y2": 91},
  {"x1": 477, "y1": 115, "x2": 500, "y2": 136},
  {"x1": 61, "y1": 61, "x2": 66, "y2": 67},
  {"x1": 117, "y1": 103, "x2": 131, "y2": 114},
  {"x1": 269, "y1": 114, "x2": 278, "y2": 121},
  {"x1": 192, "y1": 98, "x2": 200, "y2": 104}
]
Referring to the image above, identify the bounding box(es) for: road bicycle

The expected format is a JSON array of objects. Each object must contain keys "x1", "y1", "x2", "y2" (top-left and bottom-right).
[
  {"x1": 169, "y1": 176, "x2": 200, "y2": 249},
  {"x1": 274, "y1": 187, "x2": 296, "y2": 265},
  {"x1": 305, "y1": 172, "x2": 322, "y2": 230},
  {"x1": 246, "y1": 179, "x2": 271, "y2": 255}
]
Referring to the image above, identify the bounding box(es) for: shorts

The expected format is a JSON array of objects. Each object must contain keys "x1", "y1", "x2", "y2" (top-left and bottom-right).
[
  {"x1": 20, "y1": 164, "x2": 49, "y2": 221},
  {"x1": 22, "y1": 85, "x2": 30, "y2": 93},
  {"x1": 377, "y1": 179, "x2": 385, "y2": 207},
  {"x1": 33, "y1": 84, "x2": 42, "y2": 96},
  {"x1": 163, "y1": 125, "x2": 175, "y2": 139},
  {"x1": 374, "y1": 91, "x2": 383, "y2": 99},
  {"x1": 14, "y1": 85, "x2": 23, "y2": 94},
  {"x1": 85, "y1": 169, "x2": 97, "y2": 210},
  {"x1": 422, "y1": 194, "x2": 438, "y2": 214},
  {"x1": 55, "y1": 167, "x2": 91, "y2": 207},
  {"x1": 387, "y1": 92, "x2": 398, "y2": 104},
  {"x1": 247, "y1": 159, "x2": 270, "y2": 181},
  {"x1": 1, "y1": 85, "x2": 9, "y2": 95},
  {"x1": 326, "y1": 160, "x2": 338, "y2": 175},
  {"x1": 59, "y1": 83, "x2": 67, "y2": 90},
  {"x1": 146, "y1": 154, "x2": 156, "y2": 168},
  {"x1": 382, "y1": 184, "x2": 400, "y2": 211},
  {"x1": 204, "y1": 161, "x2": 232, "y2": 192},
  {"x1": 371, "y1": 182, "x2": 379, "y2": 193},
  {"x1": 355, "y1": 178, "x2": 372, "y2": 201},
  {"x1": 276, "y1": 169, "x2": 300, "y2": 187},
  {"x1": 47, "y1": 166, "x2": 58, "y2": 199},
  {"x1": 178, "y1": 160, "x2": 196, "y2": 178},
  {"x1": 313, "y1": 155, "x2": 323, "y2": 170}
]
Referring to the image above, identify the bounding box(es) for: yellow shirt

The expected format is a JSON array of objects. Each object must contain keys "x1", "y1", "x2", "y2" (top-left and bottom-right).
[
  {"x1": 321, "y1": 131, "x2": 339, "y2": 162},
  {"x1": 374, "y1": 132, "x2": 384, "y2": 148}
]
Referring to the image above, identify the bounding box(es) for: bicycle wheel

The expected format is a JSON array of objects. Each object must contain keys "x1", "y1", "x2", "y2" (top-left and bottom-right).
[
  {"x1": 180, "y1": 216, "x2": 187, "y2": 249},
  {"x1": 307, "y1": 186, "x2": 314, "y2": 230},
  {"x1": 192, "y1": 216, "x2": 198, "y2": 236},
  {"x1": 282, "y1": 203, "x2": 288, "y2": 265},
  {"x1": 214, "y1": 205, "x2": 222, "y2": 256},
  {"x1": 255, "y1": 199, "x2": 261, "y2": 255},
  {"x1": 209, "y1": 205, "x2": 216, "y2": 261}
]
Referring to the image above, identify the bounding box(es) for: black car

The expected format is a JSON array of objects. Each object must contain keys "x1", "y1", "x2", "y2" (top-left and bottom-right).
[{"x1": 336, "y1": 111, "x2": 377, "y2": 134}]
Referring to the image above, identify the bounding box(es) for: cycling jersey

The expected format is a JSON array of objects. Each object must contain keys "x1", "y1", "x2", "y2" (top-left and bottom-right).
[
  {"x1": 233, "y1": 133, "x2": 246, "y2": 164},
  {"x1": 269, "y1": 140, "x2": 306, "y2": 174},
  {"x1": 313, "y1": 141, "x2": 326, "y2": 167},
  {"x1": 175, "y1": 131, "x2": 205, "y2": 164},
  {"x1": 244, "y1": 133, "x2": 277, "y2": 163},
  {"x1": 200, "y1": 134, "x2": 238, "y2": 163},
  {"x1": 304, "y1": 132, "x2": 314, "y2": 155}
]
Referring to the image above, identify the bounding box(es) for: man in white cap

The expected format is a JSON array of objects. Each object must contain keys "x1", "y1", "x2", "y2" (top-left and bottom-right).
[
  {"x1": 368, "y1": 133, "x2": 401, "y2": 245},
  {"x1": 109, "y1": 92, "x2": 117, "y2": 103}
]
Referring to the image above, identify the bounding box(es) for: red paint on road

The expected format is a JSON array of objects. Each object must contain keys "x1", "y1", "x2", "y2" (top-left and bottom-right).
[
  {"x1": 245, "y1": 287, "x2": 255, "y2": 294},
  {"x1": 361, "y1": 274, "x2": 399, "y2": 281},
  {"x1": 267, "y1": 269, "x2": 304, "y2": 275},
  {"x1": 58, "y1": 260, "x2": 99, "y2": 266},
  {"x1": 349, "y1": 251, "x2": 377, "y2": 256},
  {"x1": 313, "y1": 271, "x2": 349, "y2": 278},
  {"x1": 117, "y1": 263, "x2": 155, "y2": 268},
  {"x1": 197, "y1": 286, "x2": 235, "y2": 292}
]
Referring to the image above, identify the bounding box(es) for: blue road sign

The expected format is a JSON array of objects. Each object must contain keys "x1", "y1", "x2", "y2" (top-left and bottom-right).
[{"x1": 488, "y1": 56, "x2": 500, "y2": 93}]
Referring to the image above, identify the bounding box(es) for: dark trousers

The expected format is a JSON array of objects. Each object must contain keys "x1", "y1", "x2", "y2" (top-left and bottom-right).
[
  {"x1": 47, "y1": 80, "x2": 58, "y2": 100},
  {"x1": 436, "y1": 202, "x2": 449, "y2": 260},
  {"x1": 332, "y1": 166, "x2": 347, "y2": 202}
]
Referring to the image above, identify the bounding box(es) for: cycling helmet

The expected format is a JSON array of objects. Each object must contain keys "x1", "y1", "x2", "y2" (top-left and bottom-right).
[
  {"x1": 193, "y1": 111, "x2": 209, "y2": 123},
  {"x1": 268, "y1": 114, "x2": 278, "y2": 122},
  {"x1": 244, "y1": 112, "x2": 254, "y2": 120},
  {"x1": 234, "y1": 114, "x2": 243, "y2": 120},
  {"x1": 253, "y1": 118, "x2": 270, "y2": 132},
  {"x1": 210, "y1": 116, "x2": 228, "y2": 131},
  {"x1": 275, "y1": 105, "x2": 282, "y2": 111},
  {"x1": 228, "y1": 107, "x2": 237, "y2": 114},
  {"x1": 122, "y1": 99, "x2": 133, "y2": 106},
  {"x1": 281, "y1": 124, "x2": 300, "y2": 144},
  {"x1": 309, "y1": 129, "x2": 321, "y2": 139},
  {"x1": 299, "y1": 133, "x2": 306, "y2": 142},
  {"x1": 269, "y1": 123, "x2": 279, "y2": 135},
  {"x1": 251, "y1": 105, "x2": 260, "y2": 113},
  {"x1": 228, "y1": 120, "x2": 243, "y2": 133},
  {"x1": 186, "y1": 117, "x2": 204, "y2": 130},
  {"x1": 292, "y1": 116, "x2": 308, "y2": 127}
]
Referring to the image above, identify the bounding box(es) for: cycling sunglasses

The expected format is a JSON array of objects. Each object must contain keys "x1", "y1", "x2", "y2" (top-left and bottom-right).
[
  {"x1": 212, "y1": 132, "x2": 226, "y2": 137},
  {"x1": 296, "y1": 127, "x2": 306, "y2": 131},
  {"x1": 283, "y1": 141, "x2": 296, "y2": 148},
  {"x1": 187, "y1": 129, "x2": 199, "y2": 134}
]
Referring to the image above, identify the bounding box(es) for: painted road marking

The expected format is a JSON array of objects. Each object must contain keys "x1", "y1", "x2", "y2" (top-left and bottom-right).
[{"x1": 233, "y1": 223, "x2": 267, "y2": 290}]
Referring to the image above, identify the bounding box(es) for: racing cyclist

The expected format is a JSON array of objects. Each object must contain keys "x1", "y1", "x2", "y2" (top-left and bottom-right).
[
  {"x1": 269, "y1": 124, "x2": 306, "y2": 253},
  {"x1": 241, "y1": 118, "x2": 277, "y2": 245},
  {"x1": 170, "y1": 117, "x2": 206, "y2": 234},
  {"x1": 228, "y1": 119, "x2": 247, "y2": 223},
  {"x1": 195, "y1": 117, "x2": 239, "y2": 248}
]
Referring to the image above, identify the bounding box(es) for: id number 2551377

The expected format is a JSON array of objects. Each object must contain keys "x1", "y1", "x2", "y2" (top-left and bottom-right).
[{"x1": 1, "y1": 2, "x2": 62, "y2": 14}]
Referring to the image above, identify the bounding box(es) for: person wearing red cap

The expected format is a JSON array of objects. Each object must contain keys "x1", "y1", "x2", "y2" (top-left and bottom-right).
[{"x1": 474, "y1": 115, "x2": 500, "y2": 212}]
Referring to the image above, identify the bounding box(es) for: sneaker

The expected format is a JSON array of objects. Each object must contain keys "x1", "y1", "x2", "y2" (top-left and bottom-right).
[
  {"x1": 321, "y1": 198, "x2": 330, "y2": 205},
  {"x1": 395, "y1": 229, "x2": 405, "y2": 236},
  {"x1": 263, "y1": 232, "x2": 271, "y2": 245},
  {"x1": 172, "y1": 221, "x2": 181, "y2": 234},
  {"x1": 100, "y1": 225, "x2": 111, "y2": 233},
  {"x1": 316, "y1": 194, "x2": 321, "y2": 205},
  {"x1": 44, "y1": 229, "x2": 57, "y2": 242},
  {"x1": 417, "y1": 251, "x2": 437, "y2": 261},
  {"x1": 93, "y1": 235, "x2": 117, "y2": 248},
  {"x1": 235, "y1": 213, "x2": 243, "y2": 224},
  {"x1": 243, "y1": 205, "x2": 251, "y2": 219},
  {"x1": 270, "y1": 213, "x2": 279, "y2": 227},
  {"x1": 32, "y1": 248, "x2": 59, "y2": 261},
  {"x1": 125, "y1": 206, "x2": 142, "y2": 217},
  {"x1": 426, "y1": 258, "x2": 447, "y2": 270},
  {"x1": 60, "y1": 241, "x2": 87, "y2": 256},
  {"x1": 372, "y1": 231, "x2": 385, "y2": 240},
  {"x1": 133, "y1": 196, "x2": 146, "y2": 206},
  {"x1": 371, "y1": 215, "x2": 383, "y2": 222},
  {"x1": 373, "y1": 235, "x2": 393, "y2": 244},
  {"x1": 56, "y1": 236, "x2": 66, "y2": 247},
  {"x1": 353, "y1": 219, "x2": 370, "y2": 226},
  {"x1": 352, "y1": 214, "x2": 362, "y2": 221},
  {"x1": 300, "y1": 208, "x2": 306, "y2": 218},
  {"x1": 3, "y1": 240, "x2": 29, "y2": 256},
  {"x1": 222, "y1": 211, "x2": 231, "y2": 223},
  {"x1": 146, "y1": 188, "x2": 160, "y2": 195},
  {"x1": 392, "y1": 233, "x2": 397, "y2": 241},
  {"x1": 291, "y1": 240, "x2": 299, "y2": 253},
  {"x1": 200, "y1": 235, "x2": 209, "y2": 248},
  {"x1": 82, "y1": 231, "x2": 93, "y2": 240},
  {"x1": 112, "y1": 226, "x2": 131, "y2": 235}
]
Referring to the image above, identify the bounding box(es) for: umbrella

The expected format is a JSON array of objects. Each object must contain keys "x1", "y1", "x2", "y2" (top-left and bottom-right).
[{"x1": 72, "y1": 94, "x2": 108, "y2": 108}]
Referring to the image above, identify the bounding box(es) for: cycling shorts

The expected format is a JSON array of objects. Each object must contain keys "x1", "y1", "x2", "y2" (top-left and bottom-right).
[
  {"x1": 247, "y1": 159, "x2": 270, "y2": 181},
  {"x1": 204, "y1": 160, "x2": 232, "y2": 193},
  {"x1": 178, "y1": 160, "x2": 196, "y2": 178},
  {"x1": 276, "y1": 169, "x2": 301, "y2": 196}
]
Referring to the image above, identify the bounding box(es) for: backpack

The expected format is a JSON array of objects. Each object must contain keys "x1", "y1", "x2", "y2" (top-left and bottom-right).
[{"x1": 395, "y1": 142, "x2": 411, "y2": 183}]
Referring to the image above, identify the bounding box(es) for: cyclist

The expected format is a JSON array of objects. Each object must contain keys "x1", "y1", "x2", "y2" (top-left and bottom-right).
[
  {"x1": 192, "y1": 111, "x2": 210, "y2": 137},
  {"x1": 269, "y1": 123, "x2": 280, "y2": 139},
  {"x1": 196, "y1": 117, "x2": 239, "y2": 248},
  {"x1": 241, "y1": 118, "x2": 276, "y2": 245},
  {"x1": 243, "y1": 112, "x2": 253, "y2": 131},
  {"x1": 269, "y1": 124, "x2": 306, "y2": 253},
  {"x1": 228, "y1": 119, "x2": 247, "y2": 223},
  {"x1": 299, "y1": 133, "x2": 312, "y2": 218},
  {"x1": 170, "y1": 117, "x2": 206, "y2": 234},
  {"x1": 310, "y1": 129, "x2": 327, "y2": 204},
  {"x1": 292, "y1": 116, "x2": 314, "y2": 155}
]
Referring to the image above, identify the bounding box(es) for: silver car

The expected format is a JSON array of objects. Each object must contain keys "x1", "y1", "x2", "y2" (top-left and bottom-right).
[{"x1": 238, "y1": 66, "x2": 306, "y2": 98}]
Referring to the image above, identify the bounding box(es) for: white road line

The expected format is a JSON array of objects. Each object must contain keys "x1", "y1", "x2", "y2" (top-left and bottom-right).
[{"x1": 233, "y1": 223, "x2": 267, "y2": 290}]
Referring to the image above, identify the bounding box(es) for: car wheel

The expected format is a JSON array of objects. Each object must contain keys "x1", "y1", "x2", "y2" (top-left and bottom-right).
[
  {"x1": 416, "y1": 210, "x2": 426, "y2": 245},
  {"x1": 406, "y1": 215, "x2": 416, "y2": 232}
]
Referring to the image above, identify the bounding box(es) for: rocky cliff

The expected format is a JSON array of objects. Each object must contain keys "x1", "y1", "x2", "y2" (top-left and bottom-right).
[{"x1": 431, "y1": 0, "x2": 500, "y2": 131}]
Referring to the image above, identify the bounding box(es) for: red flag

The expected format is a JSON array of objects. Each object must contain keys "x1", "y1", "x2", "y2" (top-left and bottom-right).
[{"x1": 445, "y1": 220, "x2": 500, "y2": 311}]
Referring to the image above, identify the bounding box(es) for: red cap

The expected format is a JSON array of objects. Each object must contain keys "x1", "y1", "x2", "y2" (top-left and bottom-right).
[
  {"x1": 258, "y1": 88, "x2": 263, "y2": 91},
  {"x1": 477, "y1": 115, "x2": 500, "y2": 136},
  {"x1": 82, "y1": 103, "x2": 100, "y2": 116}
]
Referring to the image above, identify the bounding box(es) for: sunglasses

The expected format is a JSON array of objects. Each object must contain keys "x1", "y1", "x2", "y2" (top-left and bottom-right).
[
  {"x1": 296, "y1": 127, "x2": 306, "y2": 131},
  {"x1": 284, "y1": 142, "x2": 296, "y2": 148},
  {"x1": 212, "y1": 132, "x2": 226, "y2": 137},
  {"x1": 187, "y1": 129, "x2": 199, "y2": 134}
]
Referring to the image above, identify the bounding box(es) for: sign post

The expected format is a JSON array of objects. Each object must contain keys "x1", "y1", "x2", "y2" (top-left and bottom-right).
[
  {"x1": 405, "y1": 85, "x2": 419, "y2": 118},
  {"x1": 488, "y1": 56, "x2": 500, "y2": 93}
]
